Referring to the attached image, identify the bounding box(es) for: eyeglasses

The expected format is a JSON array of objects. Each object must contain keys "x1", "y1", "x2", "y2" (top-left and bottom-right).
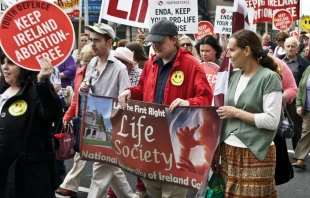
[
  {"x1": 180, "y1": 43, "x2": 192, "y2": 47},
  {"x1": 89, "y1": 38, "x2": 101, "y2": 44}
]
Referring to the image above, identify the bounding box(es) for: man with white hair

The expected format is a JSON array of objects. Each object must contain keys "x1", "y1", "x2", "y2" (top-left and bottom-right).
[
  {"x1": 262, "y1": 33, "x2": 276, "y2": 49},
  {"x1": 280, "y1": 37, "x2": 310, "y2": 152}
]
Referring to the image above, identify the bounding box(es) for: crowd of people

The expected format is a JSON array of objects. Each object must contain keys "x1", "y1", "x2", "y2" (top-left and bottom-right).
[{"x1": 1, "y1": 17, "x2": 310, "y2": 198}]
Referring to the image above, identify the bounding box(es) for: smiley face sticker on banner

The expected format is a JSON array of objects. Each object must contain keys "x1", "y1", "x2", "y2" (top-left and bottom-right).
[
  {"x1": 9, "y1": 100, "x2": 27, "y2": 116},
  {"x1": 0, "y1": 0, "x2": 74, "y2": 71},
  {"x1": 171, "y1": 71, "x2": 184, "y2": 86}
]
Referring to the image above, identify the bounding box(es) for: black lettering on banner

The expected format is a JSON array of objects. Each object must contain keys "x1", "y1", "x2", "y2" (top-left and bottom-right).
[
  {"x1": 155, "y1": 9, "x2": 172, "y2": 15},
  {"x1": 175, "y1": 7, "x2": 191, "y2": 14},
  {"x1": 151, "y1": 17, "x2": 167, "y2": 23},
  {"x1": 176, "y1": 25, "x2": 187, "y2": 31}
]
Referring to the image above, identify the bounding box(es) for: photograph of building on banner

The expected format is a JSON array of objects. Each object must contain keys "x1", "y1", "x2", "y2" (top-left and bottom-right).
[{"x1": 80, "y1": 94, "x2": 221, "y2": 191}]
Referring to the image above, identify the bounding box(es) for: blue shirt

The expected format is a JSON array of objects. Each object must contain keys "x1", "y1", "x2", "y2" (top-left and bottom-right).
[{"x1": 154, "y1": 54, "x2": 177, "y2": 104}]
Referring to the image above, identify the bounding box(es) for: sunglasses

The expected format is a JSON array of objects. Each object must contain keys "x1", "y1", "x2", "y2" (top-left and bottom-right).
[{"x1": 180, "y1": 43, "x2": 192, "y2": 47}]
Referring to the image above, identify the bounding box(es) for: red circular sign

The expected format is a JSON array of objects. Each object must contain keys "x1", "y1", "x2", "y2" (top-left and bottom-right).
[
  {"x1": 194, "y1": 21, "x2": 214, "y2": 42},
  {"x1": 273, "y1": 10, "x2": 293, "y2": 31},
  {"x1": 0, "y1": 0, "x2": 74, "y2": 71},
  {"x1": 201, "y1": 62, "x2": 219, "y2": 92}
]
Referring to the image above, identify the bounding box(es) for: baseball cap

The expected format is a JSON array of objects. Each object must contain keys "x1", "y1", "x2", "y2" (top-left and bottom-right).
[
  {"x1": 113, "y1": 47, "x2": 135, "y2": 65},
  {"x1": 85, "y1": 23, "x2": 115, "y2": 40},
  {"x1": 144, "y1": 19, "x2": 178, "y2": 42},
  {"x1": 305, "y1": 33, "x2": 310, "y2": 38}
]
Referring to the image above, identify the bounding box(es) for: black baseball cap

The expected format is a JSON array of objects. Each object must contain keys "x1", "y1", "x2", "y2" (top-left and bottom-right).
[{"x1": 145, "y1": 19, "x2": 178, "y2": 42}]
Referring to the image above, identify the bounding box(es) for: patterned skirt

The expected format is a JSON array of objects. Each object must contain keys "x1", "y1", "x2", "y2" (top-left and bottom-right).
[{"x1": 220, "y1": 143, "x2": 277, "y2": 198}]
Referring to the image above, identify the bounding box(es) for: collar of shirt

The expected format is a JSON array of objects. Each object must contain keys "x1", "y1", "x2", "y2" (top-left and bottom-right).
[
  {"x1": 153, "y1": 53, "x2": 178, "y2": 68},
  {"x1": 94, "y1": 53, "x2": 118, "y2": 76},
  {"x1": 284, "y1": 55, "x2": 298, "y2": 63}
]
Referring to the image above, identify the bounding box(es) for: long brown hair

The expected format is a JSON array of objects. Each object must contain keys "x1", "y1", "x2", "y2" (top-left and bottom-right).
[{"x1": 231, "y1": 29, "x2": 281, "y2": 77}]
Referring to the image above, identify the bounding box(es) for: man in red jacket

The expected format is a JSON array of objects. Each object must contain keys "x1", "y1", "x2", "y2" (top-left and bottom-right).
[{"x1": 118, "y1": 19, "x2": 213, "y2": 198}]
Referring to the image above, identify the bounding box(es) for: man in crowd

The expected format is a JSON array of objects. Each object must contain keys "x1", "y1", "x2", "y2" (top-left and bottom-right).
[
  {"x1": 118, "y1": 19, "x2": 213, "y2": 198},
  {"x1": 262, "y1": 33, "x2": 276, "y2": 49},
  {"x1": 79, "y1": 23, "x2": 133, "y2": 198},
  {"x1": 72, "y1": 33, "x2": 90, "y2": 63},
  {"x1": 280, "y1": 37, "x2": 310, "y2": 151},
  {"x1": 136, "y1": 33, "x2": 151, "y2": 56}
]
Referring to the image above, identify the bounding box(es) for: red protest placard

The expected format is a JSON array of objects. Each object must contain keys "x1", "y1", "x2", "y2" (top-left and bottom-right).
[
  {"x1": 80, "y1": 95, "x2": 221, "y2": 190},
  {"x1": 201, "y1": 62, "x2": 219, "y2": 92},
  {"x1": 245, "y1": 0, "x2": 299, "y2": 24},
  {"x1": 0, "y1": 0, "x2": 74, "y2": 71},
  {"x1": 273, "y1": 10, "x2": 293, "y2": 31},
  {"x1": 194, "y1": 21, "x2": 214, "y2": 42}
]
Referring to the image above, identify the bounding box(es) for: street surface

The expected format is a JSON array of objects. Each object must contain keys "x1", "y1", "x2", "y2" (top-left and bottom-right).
[{"x1": 56, "y1": 140, "x2": 310, "y2": 198}]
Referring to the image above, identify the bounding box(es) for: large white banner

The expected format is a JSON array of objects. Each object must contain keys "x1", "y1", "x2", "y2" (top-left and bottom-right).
[
  {"x1": 100, "y1": 0, "x2": 198, "y2": 33},
  {"x1": 148, "y1": 0, "x2": 198, "y2": 34},
  {"x1": 214, "y1": 6, "x2": 233, "y2": 34},
  {"x1": 100, "y1": 0, "x2": 149, "y2": 28}
]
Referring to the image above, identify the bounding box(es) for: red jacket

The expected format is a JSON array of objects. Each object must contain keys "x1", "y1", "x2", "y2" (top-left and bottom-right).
[
  {"x1": 63, "y1": 66, "x2": 87, "y2": 121},
  {"x1": 129, "y1": 48, "x2": 213, "y2": 105}
]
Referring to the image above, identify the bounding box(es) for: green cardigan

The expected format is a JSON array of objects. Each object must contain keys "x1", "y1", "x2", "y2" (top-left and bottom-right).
[
  {"x1": 296, "y1": 66, "x2": 310, "y2": 115},
  {"x1": 220, "y1": 66, "x2": 282, "y2": 161}
]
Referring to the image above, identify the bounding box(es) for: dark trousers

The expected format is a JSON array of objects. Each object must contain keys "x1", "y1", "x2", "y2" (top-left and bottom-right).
[
  {"x1": 52, "y1": 97, "x2": 68, "y2": 175},
  {"x1": 286, "y1": 101, "x2": 302, "y2": 150},
  {"x1": 274, "y1": 135, "x2": 294, "y2": 185}
]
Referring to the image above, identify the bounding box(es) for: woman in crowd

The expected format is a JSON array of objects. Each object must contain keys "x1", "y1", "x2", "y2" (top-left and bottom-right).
[
  {"x1": 216, "y1": 29, "x2": 282, "y2": 197},
  {"x1": 56, "y1": 45, "x2": 95, "y2": 198},
  {"x1": 268, "y1": 45, "x2": 276, "y2": 56},
  {"x1": 178, "y1": 35, "x2": 200, "y2": 60},
  {"x1": 293, "y1": 65, "x2": 310, "y2": 169},
  {"x1": 126, "y1": 42, "x2": 148, "y2": 69},
  {"x1": 195, "y1": 34, "x2": 223, "y2": 65},
  {"x1": 274, "y1": 31, "x2": 289, "y2": 58},
  {"x1": 0, "y1": 50, "x2": 63, "y2": 197}
]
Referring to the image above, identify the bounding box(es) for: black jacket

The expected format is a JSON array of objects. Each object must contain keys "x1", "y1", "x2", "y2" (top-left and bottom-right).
[
  {"x1": 0, "y1": 80, "x2": 62, "y2": 198},
  {"x1": 279, "y1": 53, "x2": 310, "y2": 86}
]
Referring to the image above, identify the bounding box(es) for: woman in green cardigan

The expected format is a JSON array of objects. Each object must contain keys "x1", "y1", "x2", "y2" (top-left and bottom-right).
[
  {"x1": 293, "y1": 65, "x2": 310, "y2": 169},
  {"x1": 216, "y1": 30, "x2": 282, "y2": 197}
]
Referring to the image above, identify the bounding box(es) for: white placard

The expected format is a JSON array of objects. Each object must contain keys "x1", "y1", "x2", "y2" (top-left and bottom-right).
[
  {"x1": 214, "y1": 6, "x2": 233, "y2": 34},
  {"x1": 148, "y1": 0, "x2": 198, "y2": 34}
]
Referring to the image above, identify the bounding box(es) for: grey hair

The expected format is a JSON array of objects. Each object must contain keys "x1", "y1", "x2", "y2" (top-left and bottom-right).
[
  {"x1": 284, "y1": 37, "x2": 299, "y2": 46},
  {"x1": 263, "y1": 33, "x2": 271, "y2": 41}
]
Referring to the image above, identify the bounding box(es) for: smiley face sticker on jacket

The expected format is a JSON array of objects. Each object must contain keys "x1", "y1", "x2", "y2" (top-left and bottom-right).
[
  {"x1": 171, "y1": 71, "x2": 184, "y2": 86},
  {"x1": 9, "y1": 100, "x2": 27, "y2": 116}
]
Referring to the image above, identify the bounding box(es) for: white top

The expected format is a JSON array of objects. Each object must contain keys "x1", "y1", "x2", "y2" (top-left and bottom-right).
[
  {"x1": 274, "y1": 46, "x2": 286, "y2": 58},
  {"x1": 225, "y1": 75, "x2": 282, "y2": 147}
]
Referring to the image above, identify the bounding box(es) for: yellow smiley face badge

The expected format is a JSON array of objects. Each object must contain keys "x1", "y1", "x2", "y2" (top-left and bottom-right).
[
  {"x1": 9, "y1": 100, "x2": 27, "y2": 116},
  {"x1": 301, "y1": 16, "x2": 310, "y2": 31},
  {"x1": 171, "y1": 71, "x2": 184, "y2": 86}
]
